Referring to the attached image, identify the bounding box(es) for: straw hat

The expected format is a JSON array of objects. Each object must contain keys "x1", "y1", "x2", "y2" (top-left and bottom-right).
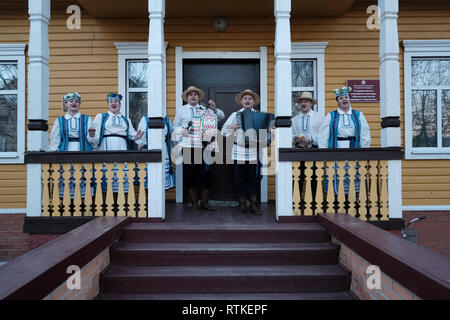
[
  {"x1": 235, "y1": 89, "x2": 260, "y2": 106},
  {"x1": 182, "y1": 86, "x2": 205, "y2": 102},
  {"x1": 295, "y1": 91, "x2": 317, "y2": 104}
]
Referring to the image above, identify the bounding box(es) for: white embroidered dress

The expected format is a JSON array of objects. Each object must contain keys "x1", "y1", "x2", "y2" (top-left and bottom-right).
[
  {"x1": 49, "y1": 112, "x2": 95, "y2": 151},
  {"x1": 91, "y1": 111, "x2": 139, "y2": 150}
]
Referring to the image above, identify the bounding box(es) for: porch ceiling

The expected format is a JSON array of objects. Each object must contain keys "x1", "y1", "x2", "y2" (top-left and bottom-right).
[{"x1": 77, "y1": 0, "x2": 355, "y2": 18}]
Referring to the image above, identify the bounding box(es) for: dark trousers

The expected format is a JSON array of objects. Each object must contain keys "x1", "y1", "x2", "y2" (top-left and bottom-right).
[
  {"x1": 233, "y1": 161, "x2": 260, "y2": 198},
  {"x1": 183, "y1": 147, "x2": 212, "y2": 190}
]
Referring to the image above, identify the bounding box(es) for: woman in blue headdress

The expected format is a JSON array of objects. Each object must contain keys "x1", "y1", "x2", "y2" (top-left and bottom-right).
[
  {"x1": 318, "y1": 86, "x2": 371, "y2": 149},
  {"x1": 318, "y1": 86, "x2": 371, "y2": 196},
  {"x1": 49, "y1": 92, "x2": 95, "y2": 152},
  {"x1": 90, "y1": 93, "x2": 144, "y2": 151}
]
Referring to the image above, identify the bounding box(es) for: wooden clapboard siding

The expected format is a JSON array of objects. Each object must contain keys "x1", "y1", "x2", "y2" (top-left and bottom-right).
[
  {"x1": 0, "y1": 0, "x2": 449, "y2": 207},
  {"x1": 398, "y1": 2, "x2": 450, "y2": 206},
  {"x1": 0, "y1": 0, "x2": 28, "y2": 209}
]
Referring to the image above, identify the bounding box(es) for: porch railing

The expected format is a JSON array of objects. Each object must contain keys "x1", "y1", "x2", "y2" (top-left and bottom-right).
[
  {"x1": 279, "y1": 147, "x2": 403, "y2": 221},
  {"x1": 25, "y1": 150, "x2": 162, "y2": 217}
]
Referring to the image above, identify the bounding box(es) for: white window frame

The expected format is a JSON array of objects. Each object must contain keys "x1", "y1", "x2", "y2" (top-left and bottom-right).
[
  {"x1": 291, "y1": 42, "x2": 328, "y2": 117},
  {"x1": 115, "y1": 42, "x2": 167, "y2": 120},
  {"x1": 403, "y1": 40, "x2": 450, "y2": 159},
  {"x1": 0, "y1": 44, "x2": 26, "y2": 164}
]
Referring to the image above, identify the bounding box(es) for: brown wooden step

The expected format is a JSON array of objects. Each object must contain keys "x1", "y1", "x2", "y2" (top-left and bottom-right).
[
  {"x1": 96, "y1": 291, "x2": 355, "y2": 300},
  {"x1": 110, "y1": 242, "x2": 339, "y2": 266},
  {"x1": 121, "y1": 223, "x2": 329, "y2": 243},
  {"x1": 100, "y1": 265, "x2": 350, "y2": 294}
]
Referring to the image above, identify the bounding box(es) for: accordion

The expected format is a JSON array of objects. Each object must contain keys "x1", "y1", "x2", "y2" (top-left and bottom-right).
[{"x1": 235, "y1": 109, "x2": 274, "y2": 147}]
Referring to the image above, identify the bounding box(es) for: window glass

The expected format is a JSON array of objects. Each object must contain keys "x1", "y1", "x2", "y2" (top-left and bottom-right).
[
  {"x1": 412, "y1": 90, "x2": 437, "y2": 148},
  {"x1": 412, "y1": 59, "x2": 450, "y2": 86},
  {"x1": 292, "y1": 61, "x2": 313, "y2": 88},
  {"x1": 0, "y1": 94, "x2": 17, "y2": 152},
  {"x1": 128, "y1": 61, "x2": 148, "y2": 88}
]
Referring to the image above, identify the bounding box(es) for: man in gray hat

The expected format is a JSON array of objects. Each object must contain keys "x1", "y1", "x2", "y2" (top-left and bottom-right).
[{"x1": 291, "y1": 91, "x2": 322, "y2": 149}]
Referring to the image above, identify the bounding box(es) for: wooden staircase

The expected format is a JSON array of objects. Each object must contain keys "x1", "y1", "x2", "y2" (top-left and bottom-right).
[{"x1": 97, "y1": 222, "x2": 354, "y2": 300}]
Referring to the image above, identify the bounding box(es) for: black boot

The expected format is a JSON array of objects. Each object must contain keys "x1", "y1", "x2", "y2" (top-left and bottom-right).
[
  {"x1": 249, "y1": 195, "x2": 261, "y2": 215},
  {"x1": 188, "y1": 188, "x2": 200, "y2": 212},
  {"x1": 200, "y1": 189, "x2": 216, "y2": 211},
  {"x1": 236, "y1": 196, "x2": 247, "y2": 215}
]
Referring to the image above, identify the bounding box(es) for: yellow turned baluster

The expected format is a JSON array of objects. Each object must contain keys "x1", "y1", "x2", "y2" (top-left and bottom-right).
[
  {"x1": 347, "y1": 161, "x2": 357, "y2": 217},
  {"x1": 336, "y1": 161, "x2": 346, "y2": 213},
  {"x1": 303, "y1": 162, "x2": 313, "y2": 216},
  {"x1": 379, "y1": 161, "x2": 389, "y2": 221},
  {"x1": 368, "y1": 161, "x2": 378, "y2": 221},
  {"x1": 292, "y1": 162, "x2": 301, "y2": 216},
  {"x1": 41, "y1": 164, "x2": 50, "y2": 217},
  {"x1": 94, "y1": 163, "x2": 104, "y2": 216},
  {"x1": 322, "y1": 161, "x2": 332, "y2": 213},
  {"x1": 62, "y1": 164, "x2": 71, "y2": 216},
  {"x1": 358, "y1": 161, "x2": 368, "y2": 220},
  {"x1": 51, "y1": 165, "x2": 62, "y2": 217},
  {"x1": 116, "y1": 163, "x2": 126, "y2": 216},
  {"x1": 137, "y1": 162, "x2": 147, "y2": 218},
  {"x1": 83, "y1": 164, "x2": 93, "y2": 217},
  {"x1": 315, "y1": 161, "x2": 324, "y2": 214},
  {"x1": 105, "y1": 163, "x2": 115, "y2": 216},
  {"x1": 127, "y1": 162, "x2": 137, "y2": 218},
  {"x1": 73, "y1": 164, "x2": 82, "y2": 217}
]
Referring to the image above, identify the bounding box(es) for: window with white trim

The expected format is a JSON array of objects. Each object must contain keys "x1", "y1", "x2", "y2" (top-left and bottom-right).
[
  {"x1": 127, "y1": 59, "x2": 148, "y2": 129},
  {"x1": 291, "y1": 42, "x2": 327, "y2": 117},
  {"x1": 0, "y1": 44, "x2": 25, "y2": 164},
  {"x1": 115, "y1": 42, "x2": 167, "y2": 129},
  {"x1": 291, "y1": 59, "x2": 317, "y2": 116},
  {"x1": 403, "y1": 40, "x2": 450, "y2": 159}
]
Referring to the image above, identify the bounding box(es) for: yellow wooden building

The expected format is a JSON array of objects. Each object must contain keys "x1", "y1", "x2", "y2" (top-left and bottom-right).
[{"x1": 0, "y1": 0, "x2": 449, "y2": 256}]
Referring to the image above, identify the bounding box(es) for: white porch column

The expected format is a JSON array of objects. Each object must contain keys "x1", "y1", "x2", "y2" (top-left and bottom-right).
[
  {"x1": 379, "y1": 0, "x2": 402, "y2": 219},
  {"x1": 26, "y1": 0, "x2": 50, "y2": 217},
  {"x1": 147, "y1": 0, "x2": 165, "y2": 220},
  {"x1": 274, "y1": 0, "x2": 293, "y2": 220}
]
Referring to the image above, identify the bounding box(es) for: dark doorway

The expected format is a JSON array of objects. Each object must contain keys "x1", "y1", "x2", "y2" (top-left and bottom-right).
[{"x1": 183, "y1": 59, "x2": 260, "y2": 201}]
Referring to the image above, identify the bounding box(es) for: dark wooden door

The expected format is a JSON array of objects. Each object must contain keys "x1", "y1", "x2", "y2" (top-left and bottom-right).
[{"x1": 183, "y1": 59, "x2": 260, "y2": 201}]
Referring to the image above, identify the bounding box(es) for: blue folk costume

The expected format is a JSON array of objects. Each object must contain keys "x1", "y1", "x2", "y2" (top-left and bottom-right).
[
  {"x1": 141, "y1": 115, "x2": 175, "y2": 190},
  {"x1": 328, "y1": 109, "x2": 362, "y2": 149},
  {"x1": 324, "y1": 87, "x2": 369, "y2": 196},
  {"x1": 57, "y1": 114, "x2": 93, "y2": 151},
  {"x1": 98, "y1": 112, "x2": 133, "y2": 150},
  {"x1": 53, "y1": 92, "x2": 93, "y2": 198}
]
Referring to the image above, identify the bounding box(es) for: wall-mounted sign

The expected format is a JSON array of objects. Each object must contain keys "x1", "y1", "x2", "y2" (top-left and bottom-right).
[{"x1": 346, "y1": 79, "x2": 380, "y2": 102}]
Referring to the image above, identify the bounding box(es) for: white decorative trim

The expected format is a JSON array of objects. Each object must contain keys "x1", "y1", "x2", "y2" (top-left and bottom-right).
[
  {"x1": 403, "y1": 40, "x2": 450, "y2": 160},
  {"x1": 0, "y1": 44, "x2": 27, "y2": 56},
  {"x1": 403, "y1": 205, "x2": 450, "y2": 212},
  {"x1": 174, "y1": 47, "x2": 269, "y2": 203},
  {"x1": 291, "y1": 42, "x2": 328, "y2": 116},
  {"x1": 291, "y1": 42, "x2": 328, "y2": 55},
  {"x1": 0, "y1": 44, "x2": 26, "y2": 164},
  {"x1": 403, "y1": 40, "x2": 450, "y2": 52},
  {"x1": 0, "y1": 208, "x2": 27, "y2": 214}
]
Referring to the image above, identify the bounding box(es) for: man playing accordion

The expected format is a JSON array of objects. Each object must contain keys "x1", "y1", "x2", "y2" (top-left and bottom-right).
[{"x1": 221, "y1": 89, "x2": 274, "y2": 215}]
